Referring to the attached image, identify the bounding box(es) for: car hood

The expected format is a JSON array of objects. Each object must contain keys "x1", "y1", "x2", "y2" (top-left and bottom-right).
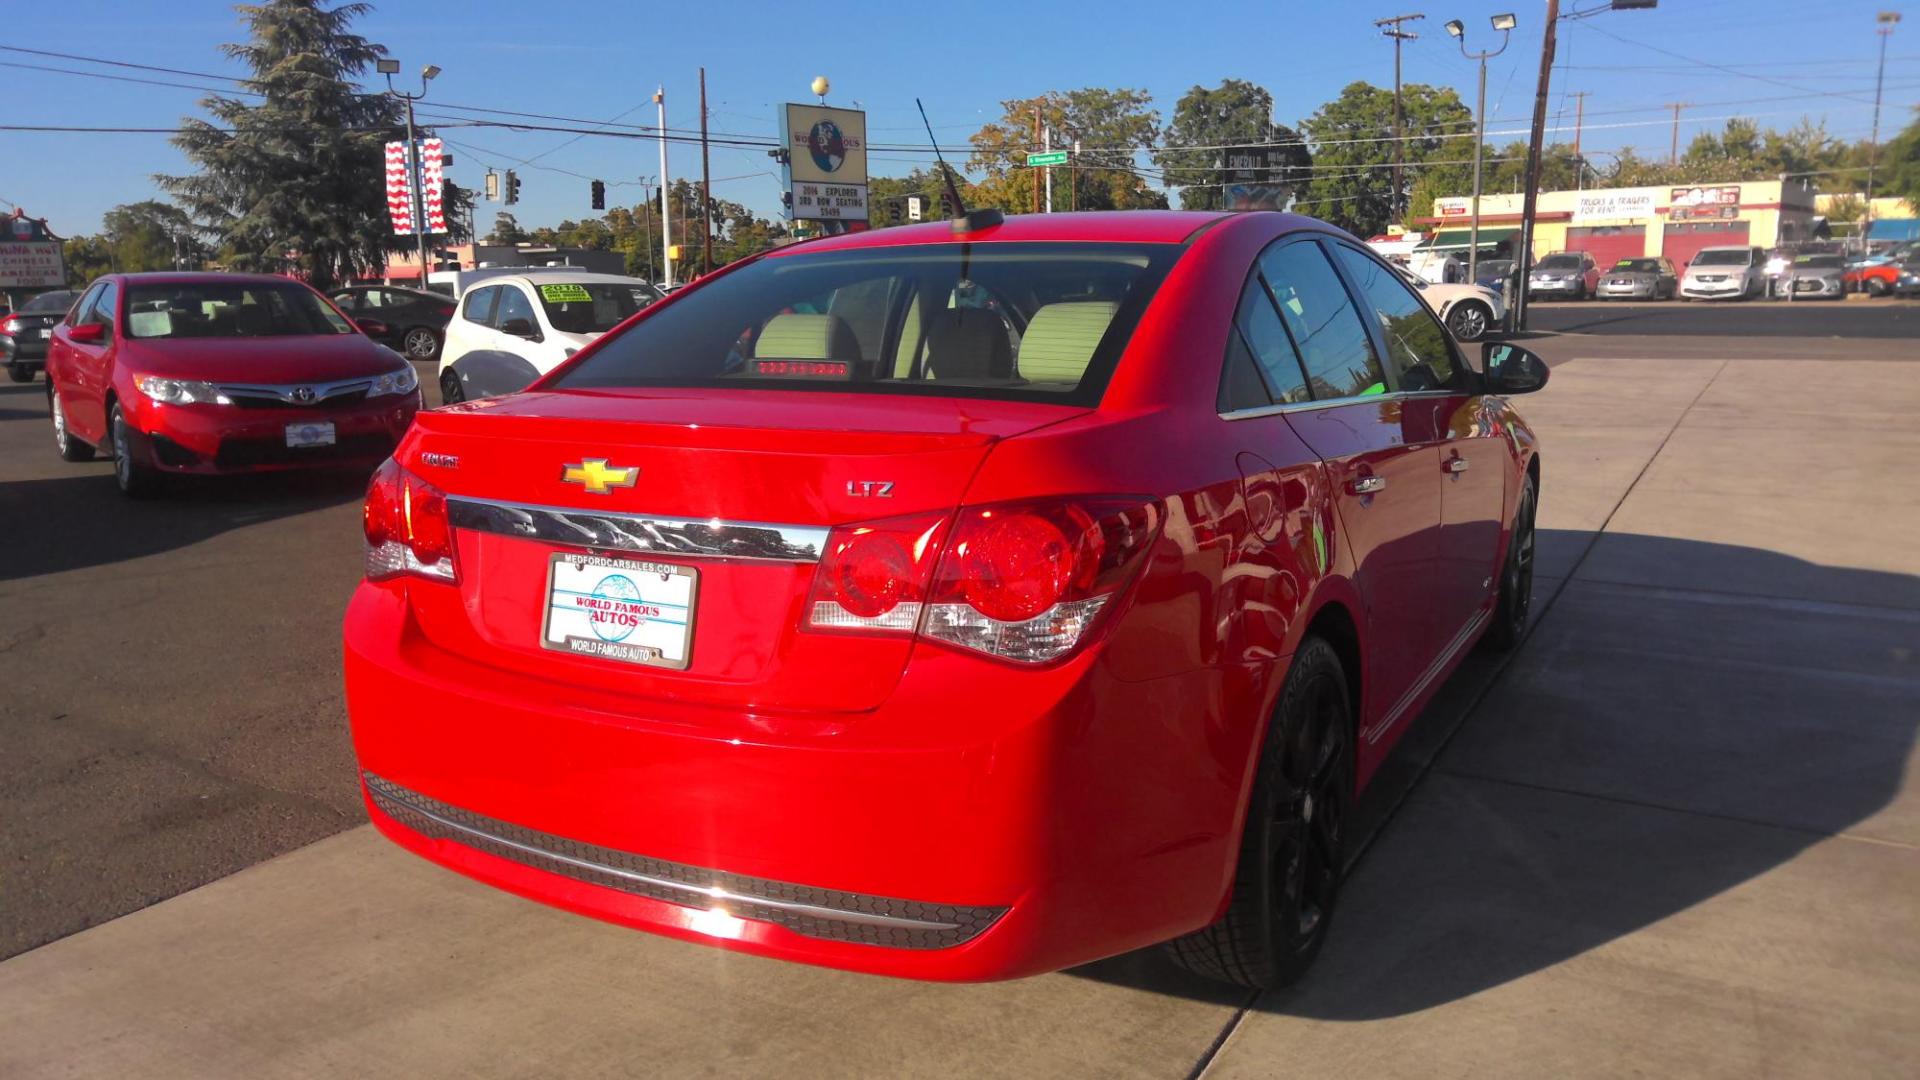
[{"x1": 121, "y1": 334, "x2": 405, "y2": 382}]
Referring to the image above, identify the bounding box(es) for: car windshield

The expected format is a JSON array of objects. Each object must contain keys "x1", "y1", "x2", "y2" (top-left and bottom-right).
[
  {"x1": 1537, "y1": 255, "x2": 1582, "y2": 270},
  {"x1": 1692, "y1": 250, "x2": 1751, "y2": 266},
  {"x1": 21, "y1": 291, "x2": 76, "y2": 314},
  {"x1": 554, "y1": 242, "x2": 1180, "y2": 405},
  {"x1": 1795, "y1": 255, "x2": 1843, "y2": 268},
  {"x1": 535, "y1": 281, "x2": 663, "y2": 335},
  {"x1": 1613, "y1": 259, "x2": 1661, "y2": 273},
  {"x1": 1478, "y1": 260, "x2": 1513, "y2": 275},
  {"x1": 124, "y1": 282, "x2": 354, "y2": 339}
]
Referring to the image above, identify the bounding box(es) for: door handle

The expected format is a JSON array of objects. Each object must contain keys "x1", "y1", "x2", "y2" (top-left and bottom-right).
[
  {"x1": 1443, "y1": 456, "x2": 1470, "y2": 474},
  {"x1": 1348, "y1": 475, "x2": 1387, "y2": 495}
]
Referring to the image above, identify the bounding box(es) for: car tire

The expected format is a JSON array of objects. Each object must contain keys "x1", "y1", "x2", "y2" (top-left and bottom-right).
[
  {"x1": 8, "y1": 362, "x2": 34, "y2": 383},
  {"x1": 1482, "y1": 472, "x2": 1537, "y2": 652},
  {"x1": 403, "y1": 327, "x2": 441, "y2": 360},
  {"x1": 1163, "y1": 635, "x2": 1352, "y2": 989},
  {"x1": 1445, "y1": 301, "x2": 1492, "y2": 342},
  {"x1": 439, "y1": 369, "x2": 465, "y2": 405},
  {"x1": 50, "y1": 387, "x2": 95, "y2": 462},
  {"x1": 1866, "y1": 278, "x2": 1890, "y2": 298},
  {"x1": 109, "y1": 402, "x2": 162, "y2": 498}
]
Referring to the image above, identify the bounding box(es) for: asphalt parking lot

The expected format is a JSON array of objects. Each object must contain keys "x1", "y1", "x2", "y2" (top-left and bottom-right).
[{"x1": 2, "y1": 305, "x2": 1917, "y2": 1077}]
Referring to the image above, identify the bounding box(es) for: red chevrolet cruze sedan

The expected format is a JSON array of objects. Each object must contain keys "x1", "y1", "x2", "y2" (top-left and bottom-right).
[
  {"x1": 44, "y1": 272, "x2": 422, "y2": 496},
  {"x1": 345, "y1": 210, "x2": 1547, "y2": 987}
]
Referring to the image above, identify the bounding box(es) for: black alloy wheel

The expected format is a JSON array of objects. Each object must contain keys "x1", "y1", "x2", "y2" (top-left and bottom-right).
[
  {"x1": 403, "y1": 327, "x2": 441, "y2": 360},
  {"x1": 1483, "y1": 473, "x2": 1537, "y2": 651},
  {"x1": 110, "y1": 402, "x2": 161, "y2": 498},
  {"x1": 1164, "y1": 636, "x2": 1352, "y2": 989},
  {"x1": 50, "y1": 387, "x2": 94, "y2": 462}
]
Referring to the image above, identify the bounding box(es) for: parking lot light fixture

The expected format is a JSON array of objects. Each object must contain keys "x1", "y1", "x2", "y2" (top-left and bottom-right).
[
  {"x1": 1492, "y1": 12, "x2": 1517, "y2": 30},
  {"x1": 1450, "y1": 13, "x2": 1513, "y2": 285},
  {"x1": 1445, "y1": 18, "x2": 1465, "y2": 36}
]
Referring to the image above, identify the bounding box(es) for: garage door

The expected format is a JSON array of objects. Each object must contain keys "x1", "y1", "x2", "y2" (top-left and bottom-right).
[
  {"x1": 1565, "y1": 226, "x2": 1647, "y2": 270},
  {"x1": 1662, "y1": 222, "x2": 1751, "y2": 273}
]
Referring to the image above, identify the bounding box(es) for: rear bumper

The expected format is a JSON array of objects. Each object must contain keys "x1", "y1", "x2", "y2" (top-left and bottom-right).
[
  {"x1": 343, "y1": 582, "x2": 1258, "y2": 980},
  {"x1": 124, "y1": 390, "x2": 420, "y2": 474}
]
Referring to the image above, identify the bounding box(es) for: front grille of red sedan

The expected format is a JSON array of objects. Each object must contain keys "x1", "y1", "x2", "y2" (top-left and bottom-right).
[{"x1": 362, "y1": 772, "x2": 1007, "y2": 950}]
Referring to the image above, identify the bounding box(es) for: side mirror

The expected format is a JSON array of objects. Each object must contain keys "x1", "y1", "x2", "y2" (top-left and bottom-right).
[
  {"x1": 356, "y1": 318, "x2": 390, "y2": 338},
  {"x1": 67, "y1": 322, "x2": 106, "y2": 344},
  {"x1": 499, "y1": 317, "x2": 539, "y2": 340},
  {"x1": 1481, "y1": 342, "x2": 1550, "y2": 395}
]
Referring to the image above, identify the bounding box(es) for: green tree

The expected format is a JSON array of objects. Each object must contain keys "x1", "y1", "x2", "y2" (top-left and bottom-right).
[
  {"x1": 62, "y1": 236, "x2": 114, "y2": 287},
  {"x1": 968, "y1": 88, "x2": 1164, "y2": 213},
  {"x1": 100, "y1": 201, "x2": 208, "y2": 271},
  {"x1": 1155, "y1": 80, "x2": 1312, "y2": 210},
  {"x1": 159, "y1": 0, "x2": 405, "y2": 288},
  {"x1": 486, "y1": 211, "x2": 527, "y2": 244},
  {"x1": 1295, "y1": 82, "x2": 1476, "y2": 237},
  {"x1": 1877, "y1": 110, "x2": 1920, "y2": 214}
]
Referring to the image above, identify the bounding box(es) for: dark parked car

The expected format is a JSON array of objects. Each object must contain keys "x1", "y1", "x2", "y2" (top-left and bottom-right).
[
  {"x1": 2, "y1": 289, "x2": 81, "y2": 382},
  {"x1": 328, "y1": 285, "x2": 456, "y2": 361}
]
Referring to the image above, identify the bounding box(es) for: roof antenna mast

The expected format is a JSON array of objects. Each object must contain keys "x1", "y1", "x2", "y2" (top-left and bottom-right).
[{"x1": 917, "y1": 97, "x2": 1002, "y2": 233}]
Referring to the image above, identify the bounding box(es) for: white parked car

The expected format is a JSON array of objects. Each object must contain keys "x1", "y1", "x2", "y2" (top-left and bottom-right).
[
  {"x1": 1393, "y1": 264, "x2": 1506, "y2": 341},
  {"x1": 436, "y1": 273, "x2": 664, "y2": 402},
  {"x1": 1679, "y1": 246, "x2": 1767, "y2": 301}
]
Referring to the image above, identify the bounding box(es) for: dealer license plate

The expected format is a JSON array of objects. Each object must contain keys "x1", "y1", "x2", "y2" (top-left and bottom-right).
[
  {"x1": 36, "y1": 328, "x2": 51, "y2": 339},
  {"x1": 541, "y1": 551, "x2": 696, "y2": 669},
  {"x1": 284, "y1": 421, "x2": 336, "y2": 448}
]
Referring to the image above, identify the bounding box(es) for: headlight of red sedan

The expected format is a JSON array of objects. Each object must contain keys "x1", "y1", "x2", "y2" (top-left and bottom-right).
[
  {"x1": 135, "y1": 375, "x2": 230, "y2": 405},
  {"x1": 370, "y1": 365, "x2": 418, "y2": 397}
]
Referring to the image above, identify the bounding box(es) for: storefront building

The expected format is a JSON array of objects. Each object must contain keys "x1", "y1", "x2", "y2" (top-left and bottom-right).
[{"x1": 1417, "y1": 178, "x2": 1820, "y2": 270}]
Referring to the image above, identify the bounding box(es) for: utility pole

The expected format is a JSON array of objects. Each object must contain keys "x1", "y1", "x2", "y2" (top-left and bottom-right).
[
  {"x1": 1070, "y1": 139, "x2": 1079, "y2": 212},
  {"x1": 1570, "y1": 90, "x2": 1589, "y2": 179},
  {"x1": 699, "y1": 68, "x2": 713, "y2": 276},
  {"x1": 1376, "y1": 14, "x2": 1425, "y2": 217},
  {"x1": 1512, "y1": 0, "x2": 1560, "y2": 333},
  {"x1": 1043, "y1": 121, "x2": 1054, "y2": 213},
  {"x1": 639, "y1": 178, "x2": 655, "y2": 282},
  {"x1": 1666, "y1": 102, "x2": 1687, "y2": 164},
  {"x1": 1447, "y1": 15, "x2": 1514, "y2": 288},
  {"x1": 655, "y1": 86, "x2": 673, "y2": 288},
  {"x1": 1865, "y1": 12, "x2": 1902, "y2": 241},
  {"x1": 1032, "y1": 107, "x2": 1043, "y2": 215}
]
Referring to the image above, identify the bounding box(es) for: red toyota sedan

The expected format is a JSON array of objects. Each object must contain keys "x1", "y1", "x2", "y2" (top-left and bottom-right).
[
  {"x1": 44, "y1": 272, "x2": 422, "y2": 496},
  {"x1": 344, "y1": 210, "x2": 1547, "y2": 987}
]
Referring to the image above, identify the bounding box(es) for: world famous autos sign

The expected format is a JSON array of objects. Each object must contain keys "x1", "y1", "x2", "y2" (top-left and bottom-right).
[{"x1": 782, "y1": 103, "x2": 868, "y2": 224}]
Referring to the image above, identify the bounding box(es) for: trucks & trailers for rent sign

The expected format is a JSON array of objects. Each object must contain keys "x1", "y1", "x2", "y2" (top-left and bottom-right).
[{"x1": 783, "y1": 103, "x2": 868, "y2": 223}]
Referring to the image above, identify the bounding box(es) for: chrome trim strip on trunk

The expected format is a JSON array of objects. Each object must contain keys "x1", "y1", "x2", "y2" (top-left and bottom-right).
[
  {"x1": 445, "y1": 495, "x2": 830, "y2": 562},
  {"x1": 363, "y1": 772, "x2": 1006, "y2": 950}
]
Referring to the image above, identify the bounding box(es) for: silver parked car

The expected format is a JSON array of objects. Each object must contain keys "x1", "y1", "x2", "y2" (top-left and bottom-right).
[
  {"x1": 1679, "y1": 246, "x2": 1767, "y2": 301},
  {"x1": 1780, "y1": 253, "x2": 1846, "y2": 300},
  {"x1": 1597, "y1": 257, "x2": 1678, "y2": 301}
]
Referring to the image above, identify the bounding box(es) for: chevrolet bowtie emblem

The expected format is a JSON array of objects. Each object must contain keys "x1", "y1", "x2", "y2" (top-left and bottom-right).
[{"x1": 561, "y1": 458, "x2": 638, "y2": 495}]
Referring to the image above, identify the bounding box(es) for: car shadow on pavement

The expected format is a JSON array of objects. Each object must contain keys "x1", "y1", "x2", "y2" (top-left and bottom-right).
[
  {"x1": 0, "y1": 470, "x2": 369, "y2": 582},
  {"x1": 1068, "y1": 530, "x2": 1918, "y2": 1019}
]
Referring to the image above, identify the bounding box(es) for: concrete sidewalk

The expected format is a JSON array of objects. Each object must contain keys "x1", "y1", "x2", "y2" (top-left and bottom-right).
[{"x1": 2, "y1": 359, "x2": 1915, "y2": 1079}]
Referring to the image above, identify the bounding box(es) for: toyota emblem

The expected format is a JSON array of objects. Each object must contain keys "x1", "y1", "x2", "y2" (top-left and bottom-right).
[{"x1": 292, "y1": 386, "x2": 316, "y2": 404}]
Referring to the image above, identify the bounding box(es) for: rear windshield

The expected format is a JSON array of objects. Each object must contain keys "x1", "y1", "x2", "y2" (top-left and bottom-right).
[
  {"x1": 1692, "y1": 249, "x2": 1751, "y2": 266},
  {"x1": 536, "y1": 281, "x2": 662, "y2": 335},
  {"x1": 1537, "y1": 255, "x2": 1583, "y2": 269},
  {"x1": 1613, "y1": 259, "x2": 1661, "y2": 273},
  {"x1": 553, "y1": 242, "x2": 1181, "y2": 405},
  {"x1": 21, "y1": 291, "x2": 77, "y2": 314},
  {"x1": 125, "y1": 282, "x2": 353, "y2": 339}
]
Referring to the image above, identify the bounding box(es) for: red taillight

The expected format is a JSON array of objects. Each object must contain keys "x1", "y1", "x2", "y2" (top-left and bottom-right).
[
  {"x1": 363, "y1": 458, "x2": 457, "y2": 583},
  {"x1": 437, "y1": 305, "x2": 456, "y2": 318},
  {"x1": 804, "y1": 497, "x2": 1161, "y2": 664},
  {"x1": 2, "y1": 317, "x2": 22, "y2": 334},
  {"x1": 806, "y1": 511, "x2": 948, "y2": 632}
]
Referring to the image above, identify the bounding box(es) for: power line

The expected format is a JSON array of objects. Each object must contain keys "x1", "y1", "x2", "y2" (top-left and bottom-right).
[{"x1": 1577, "y1": 21, "x2": 1881, "y2": 106}]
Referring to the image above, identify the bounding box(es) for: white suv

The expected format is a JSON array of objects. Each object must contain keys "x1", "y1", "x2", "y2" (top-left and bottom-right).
[
  {"x1": 1679, "y1": 246, "x2": 1766, "y2": 301},
  {"x1": 436, "y1": 273, "x2": 663, "y2": 402}
]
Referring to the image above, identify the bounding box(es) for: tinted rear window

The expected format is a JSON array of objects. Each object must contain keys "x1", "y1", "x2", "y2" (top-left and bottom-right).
[
  {"x1": 1614, "y1": 259, "x2": 1661, "y2": 273},
  {"x1": 1538, "y1": 255, "x2": 1583, "y2": 269},
  {"x1": 553, "y1": 242, "x2": 1181, "y2": 405},
  {"x1": 21, "y1": 291, "x2": 77, "y2": 314}
]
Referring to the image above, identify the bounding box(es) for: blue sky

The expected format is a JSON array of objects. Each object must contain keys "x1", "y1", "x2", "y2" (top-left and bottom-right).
[{"x1": 2, "y1": 0, "x2": 1914, "y2": 235}]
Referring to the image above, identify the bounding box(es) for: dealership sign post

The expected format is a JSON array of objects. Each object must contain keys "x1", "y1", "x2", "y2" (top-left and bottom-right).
[
  {"x1": 0, "y1": 211, "x2": 66, "y2": 291},
  {"x1": 782, "y1": 103, "x2": 869, "y2": 231}
]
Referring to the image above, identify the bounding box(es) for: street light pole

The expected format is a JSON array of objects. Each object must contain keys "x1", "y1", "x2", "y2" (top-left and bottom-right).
[
  {"x1": 655, "y1": 86, "x2": 673, "y2": 288},
  {"x1": 1447, "y1": 15, "x2": 1514, "y2": 287},
  {"x1": 382, "y1": 61, "x2": 440, "y2": 288},
  {"x1": 1865, "y1": 12, "x2": 1901, "y2": 242}
]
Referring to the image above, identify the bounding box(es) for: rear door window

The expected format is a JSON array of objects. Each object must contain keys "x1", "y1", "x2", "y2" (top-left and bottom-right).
[
  {"x1": 553, "y1": 242, "x2": 1181, "y2": 406},
  {"x1": 1255, "y1": 241, "x2": 1386, "y2": 400},
  {"x1": 1233, "y1": 272, "x2": 1312, "y2": 405}
]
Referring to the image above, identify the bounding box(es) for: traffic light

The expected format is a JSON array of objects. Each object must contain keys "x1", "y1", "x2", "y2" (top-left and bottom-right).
[
  {"x1": 885, "y1": 198, "x2": 903, "y2": 225},
  {"x1": 484, "y1": 171, "x2": 499, "y2": 201},
  {"x1": 504, "y1": 170, "x2": 521, "y2": 205},
  {"x1": 938, "y1": 191, "x2": 956, "y2": 218},
  {"x1": 590, "y1": 179, "x2": 606, "y2": 211}
]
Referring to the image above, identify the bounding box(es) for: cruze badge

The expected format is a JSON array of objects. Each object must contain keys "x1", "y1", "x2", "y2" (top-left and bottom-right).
[{"x1": 562, "y1": 458, "x2": 639, "y2": 495}]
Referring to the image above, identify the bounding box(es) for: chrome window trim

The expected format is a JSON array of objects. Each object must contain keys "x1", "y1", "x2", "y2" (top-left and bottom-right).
[
  {"x1": 446, "y1": 494, "x2": 830, "y2": 562},
  {"x1": 1217, "y1": 389, "x2": 1461, "y2": 422}
]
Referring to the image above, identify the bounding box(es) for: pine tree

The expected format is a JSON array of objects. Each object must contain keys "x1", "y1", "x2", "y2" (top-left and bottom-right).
[{"x1": 159, "y1": 1, "x2": 404, "y2": 288}]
